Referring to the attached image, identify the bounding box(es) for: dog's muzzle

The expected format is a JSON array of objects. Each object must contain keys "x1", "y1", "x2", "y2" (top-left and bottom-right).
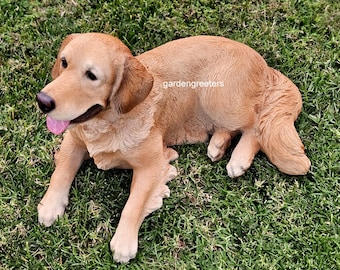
[{"x1": 36, "y1": 92, "x2": 104, "y2": 135}]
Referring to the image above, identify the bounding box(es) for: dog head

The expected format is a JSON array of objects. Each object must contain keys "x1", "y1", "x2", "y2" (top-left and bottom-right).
[{"x1": 36, "y1": 33, "x2": 153, "y2": 135}]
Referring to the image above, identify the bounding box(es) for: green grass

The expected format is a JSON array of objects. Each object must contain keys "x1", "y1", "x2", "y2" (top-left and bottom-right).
[{"x1": 1, "y1": 0, "x2": 339, "y2": 269}]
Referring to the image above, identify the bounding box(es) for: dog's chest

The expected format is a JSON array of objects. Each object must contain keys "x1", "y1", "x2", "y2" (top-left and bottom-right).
[{"x1": 76, "y1": 116, "x2": 154, "y2": 170}]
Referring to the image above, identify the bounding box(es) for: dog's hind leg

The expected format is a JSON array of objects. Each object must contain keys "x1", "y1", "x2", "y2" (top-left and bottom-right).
[
  {"x1": 207, "y1": 129, "x2": 233, "y2": 162},
  {"x1": 226, "y1": 130, "x2": 260, "y2": 178}
]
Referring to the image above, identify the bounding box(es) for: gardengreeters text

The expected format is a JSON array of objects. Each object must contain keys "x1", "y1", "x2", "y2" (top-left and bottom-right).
[{"x1": 163, "y1": 80, "x2": 224, "y2": 89}]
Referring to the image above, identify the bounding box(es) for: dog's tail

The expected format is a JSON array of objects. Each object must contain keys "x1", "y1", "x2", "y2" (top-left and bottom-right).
[{"x1": 257, "y1": 68, "x2": 310, "y2": 175}]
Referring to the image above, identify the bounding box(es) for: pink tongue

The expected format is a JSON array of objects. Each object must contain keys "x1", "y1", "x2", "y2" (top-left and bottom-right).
[{"x1": 46, "y1": 116, "x2": 70, "y2": 135}]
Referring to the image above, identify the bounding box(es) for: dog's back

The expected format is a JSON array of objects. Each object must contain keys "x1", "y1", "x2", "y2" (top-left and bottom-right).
[{"x1": 138, "y1": 36, "x2": 310, "y2": 175}]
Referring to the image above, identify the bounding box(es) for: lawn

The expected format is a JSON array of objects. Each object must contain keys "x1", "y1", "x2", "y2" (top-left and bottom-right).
[{"x1": 0, "y1": 0, "x2": 339, "y2": 269}]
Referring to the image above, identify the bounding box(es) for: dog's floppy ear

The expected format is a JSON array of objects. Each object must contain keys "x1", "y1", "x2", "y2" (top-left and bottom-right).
[
  {"x1": 110, "y1": 55, "x2": 154, "y2": 114},
  {"x1": 51, "y1": 34, "x2": 79, "y2": 79}
]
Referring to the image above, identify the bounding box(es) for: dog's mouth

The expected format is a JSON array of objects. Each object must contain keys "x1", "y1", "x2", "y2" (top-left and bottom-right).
[
  {"x1": 71, "y1": 104, "x2": 103, "y2": 124},
  {"x1": 46, "y1": 104, "x2": 103, "y2": 135}
]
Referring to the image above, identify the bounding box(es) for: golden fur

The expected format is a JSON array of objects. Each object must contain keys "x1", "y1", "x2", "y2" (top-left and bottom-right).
[{"x1": 37, "y1": 33, "x2": 310, "y2": 263}]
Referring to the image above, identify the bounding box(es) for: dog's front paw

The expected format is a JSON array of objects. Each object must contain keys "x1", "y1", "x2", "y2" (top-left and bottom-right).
[
  {"x1": 38, "y1": 193, "x2": 68, "y2": 227},
  {"x1": 166, "y1": 164, "x2": 178, "y2": 182},
  {"x1": 110, "y1": 232, "x2": 138, "y2": 263},
  {"x1": 164, "y1": 147, "x2": 179, "y2": 162}
]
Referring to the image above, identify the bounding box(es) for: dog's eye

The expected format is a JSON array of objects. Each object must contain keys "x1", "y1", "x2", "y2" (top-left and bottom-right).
[
  {"x1": 61, "y1": 57, "x2": 68, "y2": 68},
  {"x1": 86, "y1": 70, "x2": 97, "y2": 81}
]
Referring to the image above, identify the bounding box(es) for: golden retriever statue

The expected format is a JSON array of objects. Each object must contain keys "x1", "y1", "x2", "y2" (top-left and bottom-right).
[{"x1": 36, "y1": 33, "x2": 310, "y2": 263}]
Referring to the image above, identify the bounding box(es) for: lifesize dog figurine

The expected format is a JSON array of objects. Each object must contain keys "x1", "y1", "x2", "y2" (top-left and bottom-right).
[{"x1": 36, "y1": 33, "x2": 310, "y2": 263}]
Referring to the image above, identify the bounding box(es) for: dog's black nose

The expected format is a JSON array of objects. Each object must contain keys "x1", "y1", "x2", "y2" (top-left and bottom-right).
[{"x1": 36, "y1": 92, "x2": 55, "y2": 113}]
